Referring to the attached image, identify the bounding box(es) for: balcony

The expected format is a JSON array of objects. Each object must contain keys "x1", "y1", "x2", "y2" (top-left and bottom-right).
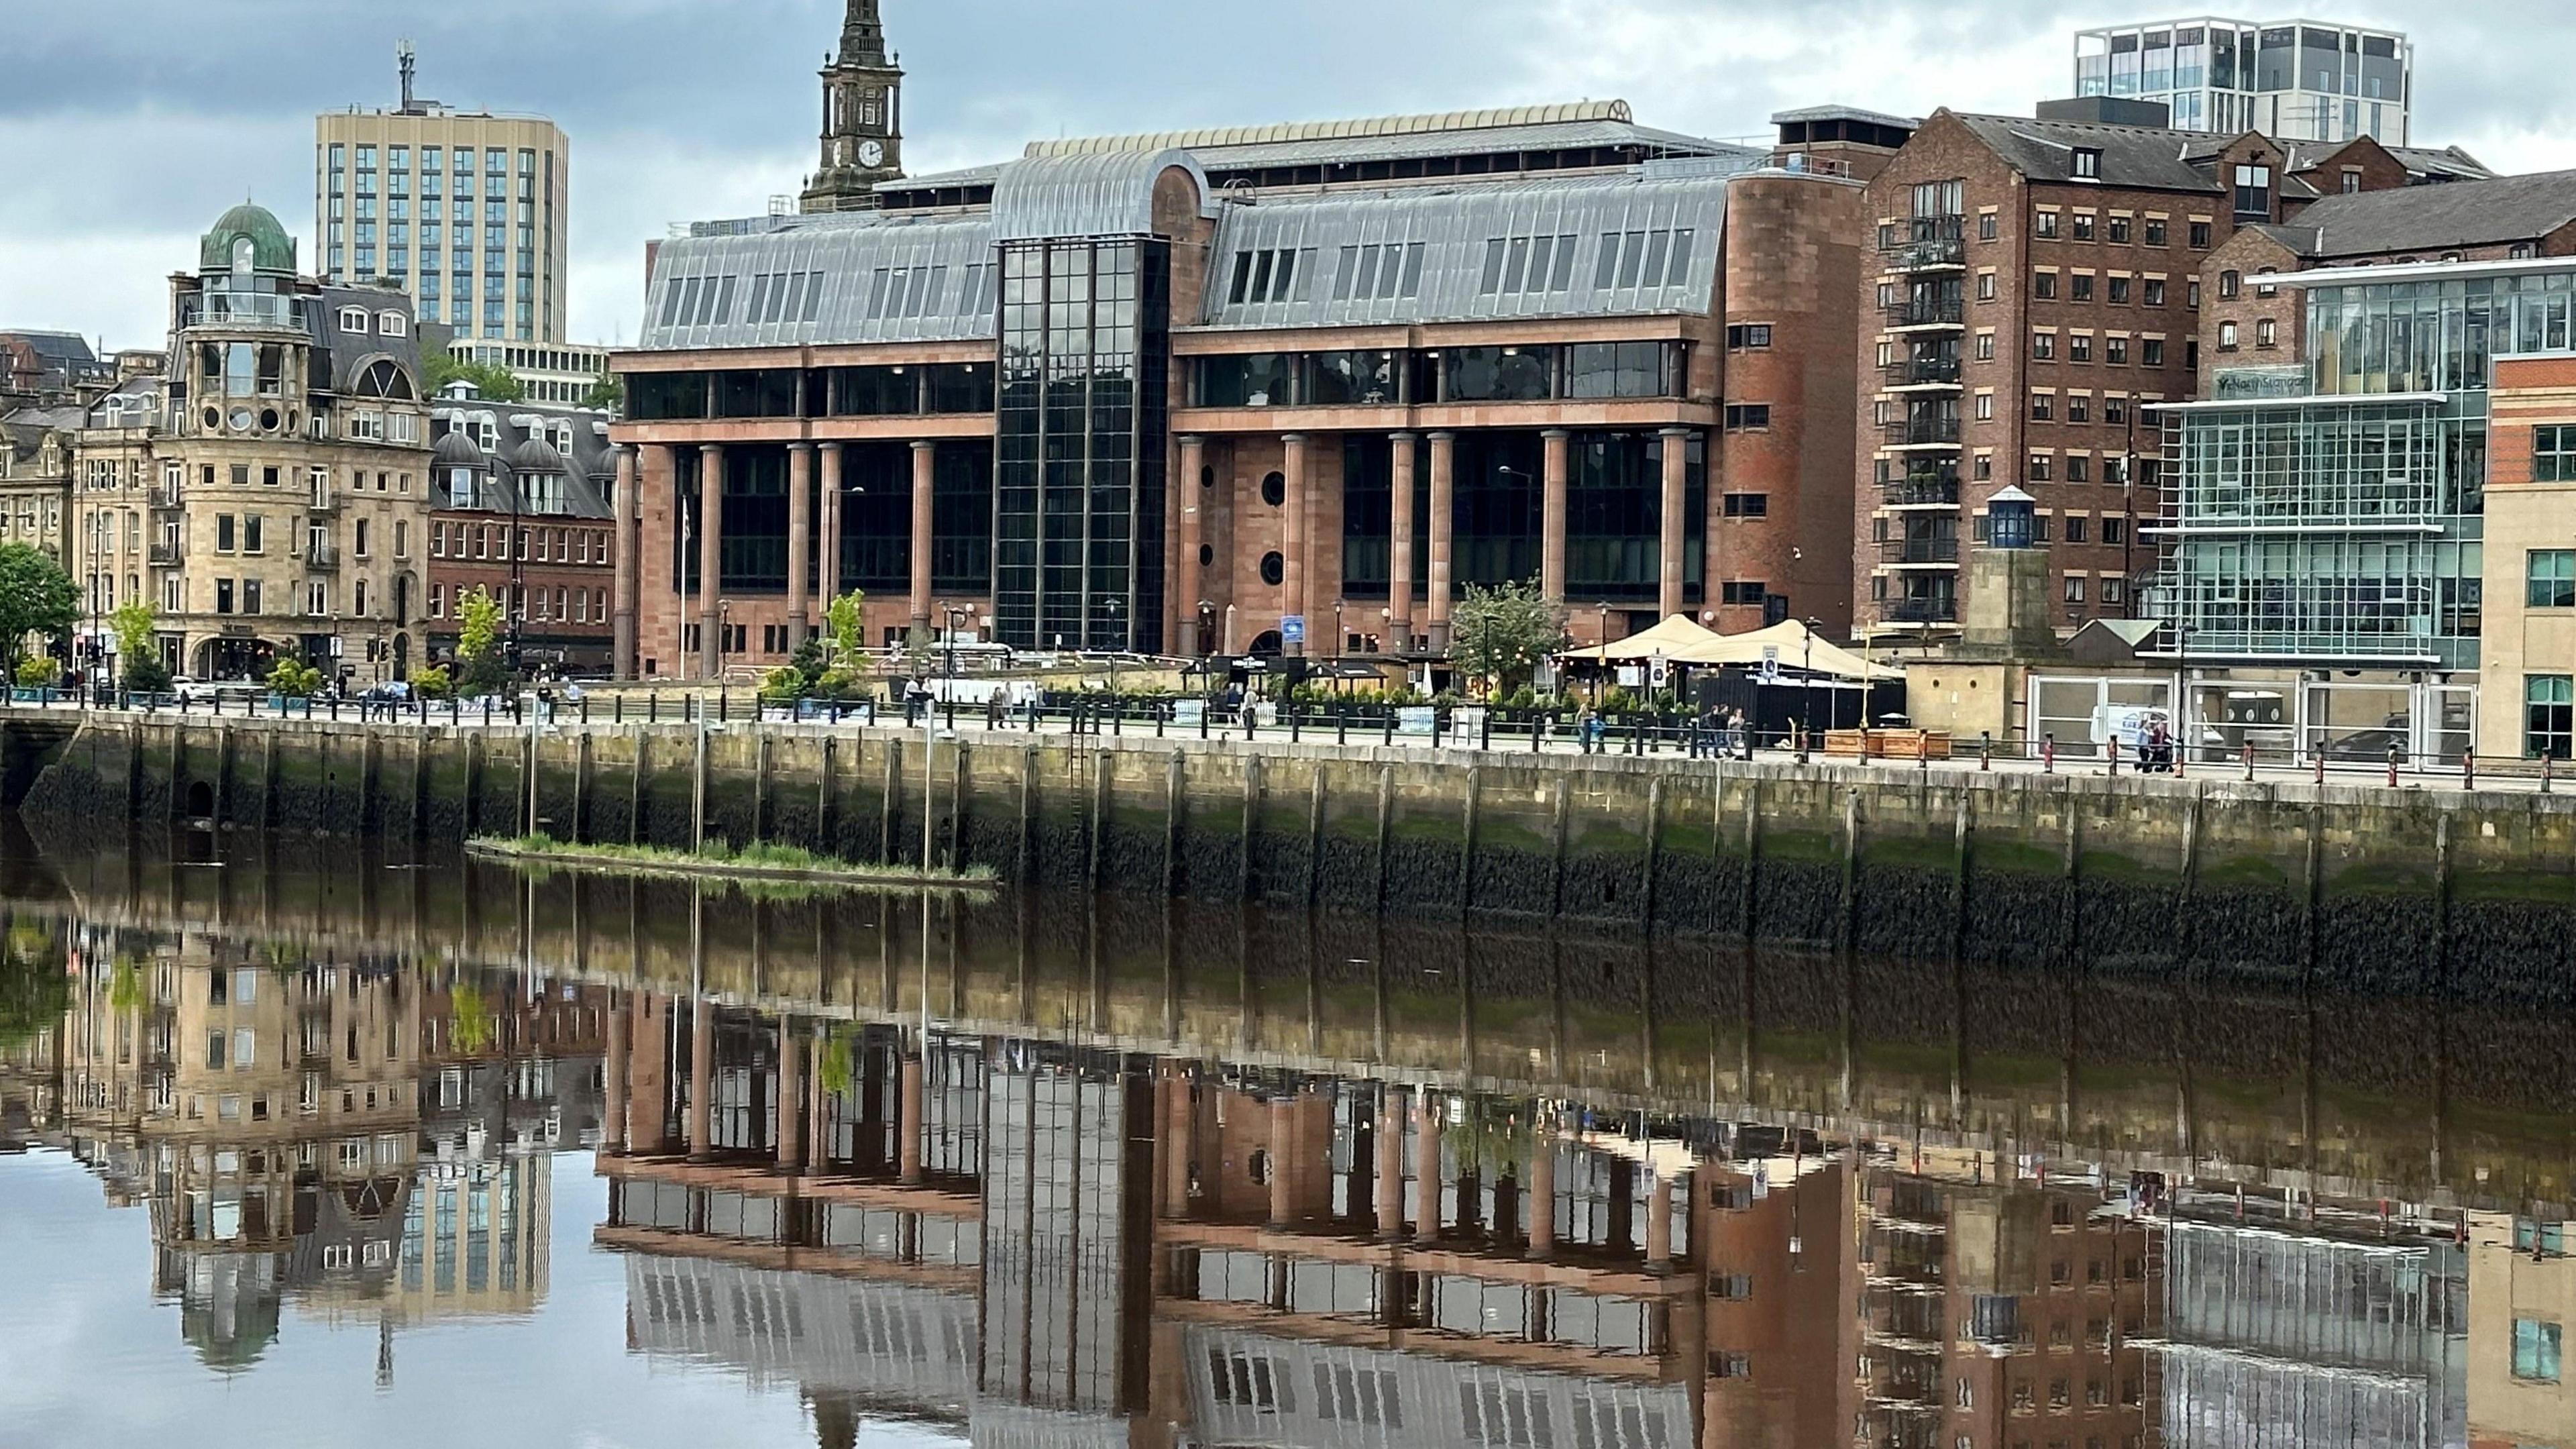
[
  {"x1": 307, "y1": 493, "x2": 340, "y2": 515},
  {"x1": 305, "y1": 543, "x2": 341, "y2": 572},
  {"x1": 1884, "y1": 296, "x2": 1964, "y2": 329},
  {"x1": 1884, "y1": 596, "x2": 1959, "y2": 625},
  {"x1": 1884, "y1": 356, "x2": 1962, "y2": 388},
  {"x1": 147, "y1": 541, "x2": 182, "y2": 568},
  {"x1": 1884, "y1": 415, "x2": 1961, "y2": 447},
  {"x1": 151, "y1": 486, "x2": 184, "y2": 512},
  {"x1": 1880, "y1": 537, "x2": 1960, "y2": 566},
  {"x1": 177, "y1": 290, "x2": 304, "y2": 333},
  {"x1": 1880, "y1": 474, "x2": 1960, "y2": 506},
  {"x1": 1884, "y1": 216, "x2": 1966, "y2": 271}
]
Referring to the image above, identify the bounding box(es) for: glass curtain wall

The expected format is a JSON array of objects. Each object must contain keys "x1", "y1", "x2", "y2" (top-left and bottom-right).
[{"x1": 994, "y1": 238, "x2": 1169, "y2": 651}]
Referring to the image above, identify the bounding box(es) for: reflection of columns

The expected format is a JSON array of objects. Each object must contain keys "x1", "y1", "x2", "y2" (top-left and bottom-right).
[
  {"x1": 1281, "y1": 433, "x2": 1309, "y2": 655},
  {"x1": 1385, "y1": 433, "x2": 1418, "y2": 652},
  {"x1": 628, "y1": 994, "x2": 669, "y2": 1154},
  {"x1": 818, "y1": 443, "x2": 844, "y2": 610},
  {"x1": 1175, "y1": 436, "x2": 1205, "y2": 649},
  {"x1": 611, "y1": 447, "x2": 640, "y2": 678},
  {"x1": 1160, "y1": 1068, "x2": 1195, "y2": 1220},
  {"x1": 1527, "y1": 1126, "x2": 1556, "y2": 1258},
  {"x1": 1426, "y1": 432, "x2": 1455, "y2": 651},
  {"x1": 1375, "y1": 1085, "x2": 1406, "y2": 1238},
  {"x1": 686, "y1": 998, "x2": 714, "y2": 1159},
  {"x1": 696, "y1": 444, "x2": 723, "y2": 678},
  {"x1": 1645, "y1": 1171, "x2": 1675, "y2": 1273},
  {"x1": 602, "y1": 992, "x2": 629, "y2": 1155},
  {"x1": 908, "y1": 441, "x2": 934, "y2": 639},
  {"x1": 1267, "y1": 1093, "x2": 1297, "y2": 1228},
  {"x1": 786, "y1": 443, "x2": 814, "y2": 645},
  {"x1": 1541, "y1": 429, "x2": 1570, "y2": 603},
  {"x1": 1413, "y1": 1089, "x2": 1442, "y2": 1245},
  {"x1": 775, "y1": 1017, "x2": 804, "y2": 1171},
  {"x1": 1658, "y1": 428, "x2": 1691, "y2": 621},
  {"x1": 898, "y1": 1050, "x2": 924, "y2": 1185}
]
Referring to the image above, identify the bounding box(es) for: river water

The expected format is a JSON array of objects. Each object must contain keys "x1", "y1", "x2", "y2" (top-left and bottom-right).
[{"x1": 0, "y1": 822, "x2": 2569, "y2": 1449}]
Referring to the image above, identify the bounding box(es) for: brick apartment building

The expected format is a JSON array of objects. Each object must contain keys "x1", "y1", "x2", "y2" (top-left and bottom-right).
[
  {"x1": 602, "y1": 4, "x2": 1908, "y2": 678},
  {"x1": 1856, "y1": 103, "x2": 2488, "y2": 641},
  {"x1": 423, "y1": 388, "x2": 617, "y2": 673}
]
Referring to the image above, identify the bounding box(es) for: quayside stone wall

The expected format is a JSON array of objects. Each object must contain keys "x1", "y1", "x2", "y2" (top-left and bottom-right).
[{"x1": 22, "y1": 714, "x2": 2576, "y2": 1000}]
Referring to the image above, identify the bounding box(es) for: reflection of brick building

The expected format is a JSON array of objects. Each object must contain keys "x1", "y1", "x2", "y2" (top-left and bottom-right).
[{"x1": 2467, "y1": 1210, "x2": 2574, "y2": 1449}]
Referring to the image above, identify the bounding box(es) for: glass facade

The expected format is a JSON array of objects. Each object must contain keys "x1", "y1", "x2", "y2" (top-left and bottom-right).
[
  {"x1": 2155, "y1": 272, "x2": 2521, "y2": 669},
  {"x1": 2074, "y1": 21, "x2": 2408, "y2": 144},
  {"x1": 994, "y1": 239, "x2": 1169, "y2": 652}
]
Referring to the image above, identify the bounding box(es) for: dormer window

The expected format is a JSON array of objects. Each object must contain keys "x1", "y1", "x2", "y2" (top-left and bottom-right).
[
  {"x1": 2072, "y1": 148, "x2": 2102, "y2": 180},
  {"x1": 338, "y1": 306, "x2": 371, "y2": 333},
  {"x1": 2232, "y1": 164, "x2": 2273, "y2": 220},
  {"x1": 377, "y1": 311, "x2": 409, "y2": 338}
]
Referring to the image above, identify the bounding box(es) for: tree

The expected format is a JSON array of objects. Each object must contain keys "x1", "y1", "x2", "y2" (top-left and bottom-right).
[
  {"x1": 581, "y1": 373, "x2": 624, "y2": 413},
  {"x1": 108, "y1": 598, "x2": 167, "y2": 694},
  {"x1": 824, "y1": 589, "x2": 865, "y2": 662},
  {"x1": 0, "y1": 924, "x2": 66, "y2": 1053},
  {"x1": 1451, "y1": 579, "x2": 1565, "y2": 699},
  {"x1": 0, "y1": 543, "x2": 77, "y2": 671},
  {"x1": 455, "y1": 586, "x2": 511, "y2": 696},
  {"x1": 423, "y1": 352, "x2": 525, "y2": 403}
]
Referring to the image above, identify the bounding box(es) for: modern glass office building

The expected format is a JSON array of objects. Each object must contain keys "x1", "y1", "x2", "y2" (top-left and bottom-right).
[{"x1": 2075, "y1": 19, "x2": 2411, "y2": 144}]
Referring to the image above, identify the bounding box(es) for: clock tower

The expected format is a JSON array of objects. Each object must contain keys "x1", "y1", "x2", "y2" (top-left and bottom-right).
[{"x1": 800, "y1": 0, "x2": 904, "y2": 214}]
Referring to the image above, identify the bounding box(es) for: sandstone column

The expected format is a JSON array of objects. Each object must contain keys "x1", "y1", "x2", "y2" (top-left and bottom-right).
[
  {"x1": 1375, "y1": 1084, "x2": 1407, "y2": 1238},
  {"x1": 1426, "y1": 432, "x2": 1456, "y2": 651},
  {"x1": 1413, "y1": 1088, "x2": 1442, "y2": 1245},
  {"x1": 818, "y1": 443, "x2": 844, "y2": 612},
  {"x1": 1177, "y1": 436, "x2": 1205, "y2": 649},
  {"x1": 1527, "y1": 1119, "x2": 1557, "y2": 1258},
  {"x1": 1541, "y1": 429, "x2": 1571, "y2": 603},
  {"x1": 1267, "y1": 1093, "x2": 1297, "y2": 1229},
  {"x1": 1388, "y1": 433, "x2": 1417, "y2": 651},
  {"x1": 898, "y1": 1048, "x2": 925, "y2": 1185},
  {"x1": 1659, "y1": 428, "x2": 1692, "y2": 622},
  {"x1": 786, "y1": 443, "x2": 814, "y2": 646},
  {"x1": 1645, "y1": 1170, "x2": 1676, "y2": 1274},
  {"x1": 1281, "y1": 434, "x2": 1309, "y2": 656},
  {"x1": 602, "y1": 991, "x2": 629, "y2": 1155},
  {"x1": 611, "y1": 447, "x2": 640, "y2": 679},
  {"x1": 627, "y1": 995, "x2": 669, "y2": 1155},
  {"x1": 908, "y1": 441, "x2": 935, "y2": 643},
  {"x1": 696, "y1": 444, "x2": 724, "y2": 678}
]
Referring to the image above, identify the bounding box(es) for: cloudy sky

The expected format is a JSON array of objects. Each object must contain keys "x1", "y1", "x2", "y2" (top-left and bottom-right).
[{"x1": 4, "y1": 0, "x2": 2564, "y2": 352}]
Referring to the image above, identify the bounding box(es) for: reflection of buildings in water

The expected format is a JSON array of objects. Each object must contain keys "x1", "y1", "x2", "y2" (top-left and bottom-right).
[
  {"x1": 2467, "y1": 1210, "x2": 2573, "y2": 1449},
  {"x1": 1856, "y1": 1147, "x2": 2156, "y2": 1449},
  {"x1": 2152, "y1": 1214, "x2": 2468, "y2": 1448}
]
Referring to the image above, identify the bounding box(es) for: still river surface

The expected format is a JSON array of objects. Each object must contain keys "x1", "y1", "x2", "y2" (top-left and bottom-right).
[{"x1": 0, "y1": 822, "x2": 2571, "y2": 1449}]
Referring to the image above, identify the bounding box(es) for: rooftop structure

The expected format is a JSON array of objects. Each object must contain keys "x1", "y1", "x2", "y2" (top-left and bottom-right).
[{"x1": 2074, "y1": 17, "x2": 2412, "y2": 144}]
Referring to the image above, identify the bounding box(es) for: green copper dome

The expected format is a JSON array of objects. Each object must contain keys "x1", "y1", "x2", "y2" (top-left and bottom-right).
[{"x1": 200, "y1": 203, "x2": 297, "y2": 275}]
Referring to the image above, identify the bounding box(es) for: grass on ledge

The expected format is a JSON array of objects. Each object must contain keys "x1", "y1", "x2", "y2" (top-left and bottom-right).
[{"x1": 472, "y1": 833, "x2": 997, "y2": 883}]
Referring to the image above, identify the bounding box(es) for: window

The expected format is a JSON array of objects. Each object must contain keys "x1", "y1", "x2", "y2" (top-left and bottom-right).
[
  {"x1": 2069, "y1": 334, "x2": 2092, "y2": 363},
  {"x1": 1723, "y1": 405, "x2": 1771, "y2": 431},
  {"x1": 2072, "y1": 148, "x2": 2102, "y2": 179},
  {"x1": 2102, "y1": 577, "x2": 2125, "y2": 604},
  {"x1": 2143, "y1": 337, "x2": 2165, "y2": 367},
  {"x1": 2528, "y1": 550, "x2": 2575, "y2": 608},
  {"x1": 1720, "y1": 581, "x2": 1768, "y2": 606},
  {"x1": 1725, "y1": 323, "x2": 1772, "y2": 350},
  {"x1": 2031, "y1": 393, "x2": 2053, "y2": 421},
  {"x1": 2143, "y1": 278, "x2": 2165, "y2": 307},
  {"x1": 1589, "y1": 227, "x2": 1695, "y2": 290},
  {"x1": 2029, "y1": 454, "x2": 2053, "y2": 483},
  {"x1": 2034, "y1": 270, "x2": 2058, "y2": 300},
  {"x1": 2530, "y1": 677, "x2": 2575, "y2": 761},
  {"x1": 2108, "y1": 216, "x2": 2131, "y2": 244},
  {"x1": 1976, "y1": 333, "x2": 1996, "y2": 361},
  {"x1": 2107, "y1": 276, "x2": 2130, "y2": 305},
  {"x1": 2233, "y1": 164, "x2": 2272, "y2": 218},
  {"x1": 2071, "y1": 274, "x2": 2094, "y2": 302},
  {"x1": 2035, "y1": 211, "x2": 2061, "y2": 239},
  {"x1": 2065, "y1": 515, "x2": 2088, "y2": 542},
  {"x1": 2068, "y1": 395, "x2": 2091, "y2": 423},
  {"x1": 2514, "y1": 1318, "x2": 2564, "y2": 1382},
  {"x1": 2188, "y1": 220, "x2": 2212, "y2": 248},
  {"x1": 1721, "y1": 493, "x2": 1768, "y2": 517},
  {"x1": 2072, "y1": 213, "x2": 2096, "y2": 242},
  {"x1": 2218, "y1": 270, "x2": 2241, "y2": 299},
  {"x1": 1978, "y1": 213, "x2": 1998, "y2": 241},
  {"x1": 337, "y1": 306, "x2": 371, "y2": 333},
  {"x1": 2536, "y1": 425, "x2": 2576, "y2": 481},
  {"x1": 1976, "y1": 392, "x2": 1995, "y2": 421},
  {"x1": 1978, "y1": 272, "x2": 1998, "y2": 301},
  {"x1": 2106, "y1": 336, "x2": 2129, "y2": 365},
  {"x1": 377, "y1": 311, "x2": 408, "y2": 337},
  {"x1": 1332, "y1": 241, "x2": 1428, "y2": 303},
  {"x1": 2254, "y1": 267, "x2": 2279, "y2": 297},
  {"x1": 2145, "y1": 219, "x2": 2167, "y2": 246},
  {"x1": 2102, "y1": 518, "x2": 2125, "y2": 545},
  {"x1": 1475, "y1": 233, "x2": 1578, "y2": 297},
  {"x1": 2256, "y1": 319, "x2": 2277, "y2": 348},
  {"x1": 2218, "y1": 321, "x2": 2239, "y2": 352},
  {"x1": 2032, "y1": 332, "x2": 2056, "y2": 360}
]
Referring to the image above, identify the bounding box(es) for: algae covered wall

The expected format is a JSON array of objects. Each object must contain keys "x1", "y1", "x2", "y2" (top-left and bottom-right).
[{"x1": 23, "y1": 714, "x2": 2576, "y2": 998}]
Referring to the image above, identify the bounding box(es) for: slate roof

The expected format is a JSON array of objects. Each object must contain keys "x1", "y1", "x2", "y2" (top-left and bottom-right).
[
  {"x1": 430, "y1": 396, "x2": 615, "y2": 520},
  {"x1": 1951, "y1": 113, "x2": 2224, "y2": 193},
  {"x1": 2275, "y1": 169, "x2": 2576, "y2": 258}
]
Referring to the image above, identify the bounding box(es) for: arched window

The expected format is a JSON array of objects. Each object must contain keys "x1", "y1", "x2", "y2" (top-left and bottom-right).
[
  {"x1": 231, "y1": 237, "x2": 256, "y2": 278},
  {"x1": 355, "y1": 360, "x2": 415, "y2": 401},
  {"x1": 377, "y1": 311, "x2": 409, "y2": 338},
  {"x1": 338, "y1": 306, "x2": 372, "y2": 333}
]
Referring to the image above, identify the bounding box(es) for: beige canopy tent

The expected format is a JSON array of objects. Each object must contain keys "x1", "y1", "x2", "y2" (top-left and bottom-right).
[
  {"x1": 1554, "y1": 614, "x2": 1721, "y2": 663},
  {"x1": 1559, "y1": 616, "x2": 1900, "y2": 681}
]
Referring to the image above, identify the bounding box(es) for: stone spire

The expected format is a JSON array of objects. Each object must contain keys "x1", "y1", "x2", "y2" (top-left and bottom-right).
[{"x1": 838, "y1": 0, "x2": 888, "y2": 66}]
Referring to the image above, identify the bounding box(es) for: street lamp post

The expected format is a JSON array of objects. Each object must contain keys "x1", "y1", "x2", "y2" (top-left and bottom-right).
[
  {"x1": 1333, "y1": 598, "x2": 1346, "y2": 663},
  {"x1": 1799, "y1": 616, "x2": 1820, "y2": 764}
]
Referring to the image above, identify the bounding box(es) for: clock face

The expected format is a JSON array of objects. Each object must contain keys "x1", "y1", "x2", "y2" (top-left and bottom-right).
[{"x1": 857, "y1": 140, "x2": 885, "y2": 169}]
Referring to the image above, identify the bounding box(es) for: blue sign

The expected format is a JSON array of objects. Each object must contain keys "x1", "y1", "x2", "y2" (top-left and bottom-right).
[{"x1": 1280, "y1": 614, "x2": 1307, "y2": 644}]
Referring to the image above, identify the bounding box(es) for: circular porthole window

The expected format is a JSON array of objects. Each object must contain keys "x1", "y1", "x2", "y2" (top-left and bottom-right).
[
  {"x1": 258, "y1": 407, "x2": 280, "y2": 433},
  {"x1": 201, "y1": 407, "x2": 221, "y2": 431},
  {"x1": 1261, "y1": 471, "x2": 1286, "y2": 507},
  {"x1": 1199, "y1": 464, "x2": 1216, "y2": 490},
  {"x1": 1198, "y1": 544, "x2": 1214, "y2": 568},
  {"x1": 229, "y1": 409, "x2": 254, "y2": 433},
  {"x1": 1260, "y1": 551, "x2": 1285, "y2": 586}
]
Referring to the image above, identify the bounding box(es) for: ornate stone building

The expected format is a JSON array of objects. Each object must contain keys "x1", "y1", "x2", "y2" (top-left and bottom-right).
[
  {"x1": 70, "y1": 204, "x2": 432, "y2": 684},
  {"x1": 798, "y1": 0, "x2": 906, "y2": 214}
]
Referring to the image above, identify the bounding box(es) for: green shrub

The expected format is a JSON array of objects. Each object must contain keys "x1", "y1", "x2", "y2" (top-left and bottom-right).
[
  {"x1": 13, "y1": 657, "x2": 58, "y2": 688},
  {"x1": 266, "y1": 658, "x2": 324, "y2": 698}
]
